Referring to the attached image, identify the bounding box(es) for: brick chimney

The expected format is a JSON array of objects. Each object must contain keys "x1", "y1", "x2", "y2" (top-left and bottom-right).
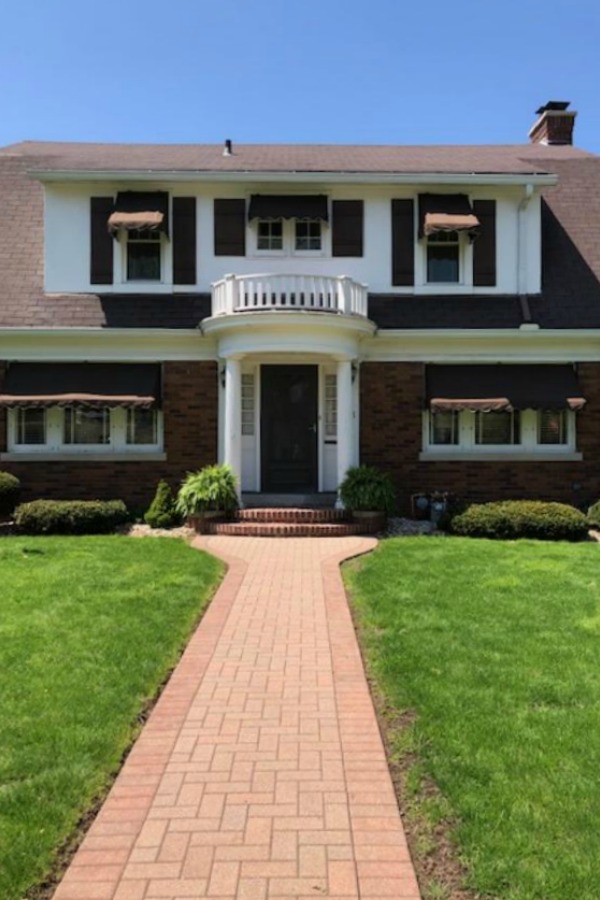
[{"x1": 529, "y1": 101, "x2": 576, "y2": 145}]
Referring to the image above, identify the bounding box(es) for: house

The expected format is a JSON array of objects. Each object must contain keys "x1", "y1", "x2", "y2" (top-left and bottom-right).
[{"x1": 1, "y1": 100, "x2": 600, "y2": 515}]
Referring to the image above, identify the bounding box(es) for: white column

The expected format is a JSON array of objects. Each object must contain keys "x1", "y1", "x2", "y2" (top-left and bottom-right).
[
  {"x1": 336, "y1": 359, "x2": 354, "y2": 497},
  {"x1": 223, "y1": 357, "x2": 242, "y2": 492}
]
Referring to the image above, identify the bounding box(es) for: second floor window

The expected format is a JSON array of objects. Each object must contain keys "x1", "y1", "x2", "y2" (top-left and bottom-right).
[
  {"x1": 127, "y1": 229, "x2": 161, "y2": 281},
  {"x1": 253, "y1": 218, "x2": 325, "y2": 255},
  {"x1": 257, "y1": 220, "x2": 283, "y2": 251},
  {"x1": 427, "y1": 231, "x2": 460, "y2": 283},
  {"x1": 295, "y1": 220, "x2": 322, "y2": 251}
]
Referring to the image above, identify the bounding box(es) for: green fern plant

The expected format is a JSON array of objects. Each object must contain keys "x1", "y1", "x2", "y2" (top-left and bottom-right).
[{"x1": 176, "y1": 464, "x2": 239, "y2": 517}]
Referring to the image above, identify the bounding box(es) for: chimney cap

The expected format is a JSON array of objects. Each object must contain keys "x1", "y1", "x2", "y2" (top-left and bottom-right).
[{"x1": 535, "y1": 100, "x2": 571, "y2": 115}]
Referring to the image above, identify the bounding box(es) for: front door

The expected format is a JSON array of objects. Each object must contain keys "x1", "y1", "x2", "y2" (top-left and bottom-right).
[{"x1": 261, "y1": 365, "x2": 318, "y2": 492}]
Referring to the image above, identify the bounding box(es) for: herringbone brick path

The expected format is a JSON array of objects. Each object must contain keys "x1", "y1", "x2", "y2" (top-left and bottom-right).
[{"x1": 53, "y1": 537, "x2": 421, "y2": 900}]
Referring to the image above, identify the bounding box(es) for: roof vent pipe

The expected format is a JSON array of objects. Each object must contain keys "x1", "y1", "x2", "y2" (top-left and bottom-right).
[{"x1": 223, "y1": 139, "x2": 233, "y2": 156}]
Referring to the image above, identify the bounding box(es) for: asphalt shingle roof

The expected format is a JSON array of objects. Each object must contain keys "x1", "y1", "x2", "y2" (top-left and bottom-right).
[{"x1": 0, "y1": 140, "x2": 598, "y2": 330}]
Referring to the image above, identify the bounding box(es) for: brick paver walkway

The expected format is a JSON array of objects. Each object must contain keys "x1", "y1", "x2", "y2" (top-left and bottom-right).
[{"x1": 53, "y1": 537, "x2": 421, "y2": 900}]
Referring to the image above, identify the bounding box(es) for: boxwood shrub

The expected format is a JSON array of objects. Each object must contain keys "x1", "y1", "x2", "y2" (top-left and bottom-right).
[
  {"x1": 0, "y1": 471, "x2": 21, "y2": 517},
  {"x1": 14, "y1": 499, "x2": 130, "y2": 535},
  {"x1": 449, "y1": 500, "x2": 589, "y2": 542}
]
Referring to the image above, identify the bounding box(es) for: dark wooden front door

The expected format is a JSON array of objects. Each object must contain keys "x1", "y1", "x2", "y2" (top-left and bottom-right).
[{"x1": 261, "y1": 365, "x2": 318, "y2": 492}]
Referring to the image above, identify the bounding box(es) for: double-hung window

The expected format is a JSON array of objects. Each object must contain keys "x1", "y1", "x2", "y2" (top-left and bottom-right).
[
  {"x1": 15, "y1": 408, "x2": 46, "y2": 445},
  {"x1": 126, "y1": 229, "x2": 162, "y2": 281},
  {"x1": 257, "y1": 220, "x2": 283, "y2": 251},
  {"x1": 426, "y1": 231, "x2": 460, "y2": 283},
  {"x1": 295, "y1": 220, "x2": 322, "y2": 251},
  {"x1": 254, "y1": 218, "x2": 324, "y2": 255}
]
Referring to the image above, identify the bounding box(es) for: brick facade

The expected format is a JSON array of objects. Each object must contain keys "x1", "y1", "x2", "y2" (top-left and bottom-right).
[
  {"x1": 0, "y1": 360, "x2": 218, "y2": 510},
  {"x1": 360, "y1": 362, "x2": 600, "y2": 514}
]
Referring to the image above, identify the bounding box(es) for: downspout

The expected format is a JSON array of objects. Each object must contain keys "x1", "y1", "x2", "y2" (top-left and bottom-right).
[{"x1": 518, "y1": 183, "x2": 535, "y2": 325}]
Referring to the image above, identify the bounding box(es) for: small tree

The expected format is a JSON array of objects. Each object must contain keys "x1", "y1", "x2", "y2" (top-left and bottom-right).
[{"x1": 144, "y1": 480, "x2": 179, "y2": 529}]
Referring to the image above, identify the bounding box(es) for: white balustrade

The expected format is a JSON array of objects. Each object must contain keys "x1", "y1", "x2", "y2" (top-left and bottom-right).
[{"x1": 212, "y1": 273, "x2": 368, "y2": 317}]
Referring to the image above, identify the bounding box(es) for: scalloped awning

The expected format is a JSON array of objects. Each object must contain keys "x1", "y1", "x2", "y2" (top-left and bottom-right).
[
  {"x1": 248, "y1": 194, "x2": 329, "y2": 221},
  {"x1": 108, "y1": 191, "x2": 169, "y2": 235},
  {"x1": 0, "y1": 363, "x2": 161, "y2": 409},
  {"x1": 427, "y1": 365, "x2": 586, "y2": 412}
]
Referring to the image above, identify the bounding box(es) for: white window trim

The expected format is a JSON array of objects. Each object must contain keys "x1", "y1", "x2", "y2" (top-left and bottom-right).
[
  {"x1": 249, "y1": 218, "x2": 330, "y2": 258},
  {"x1": 6, "y1": 407, "x2": 164, "y2": 458},
  {"x1": 416, "y1": 231, "x2": 473, "y2": 290},
  {"x1": 115, "y1": 230, "x2": 170, "y2": 286},
  {"x1": 420, "y1": 409, "x2": 581, "y2": 461}
]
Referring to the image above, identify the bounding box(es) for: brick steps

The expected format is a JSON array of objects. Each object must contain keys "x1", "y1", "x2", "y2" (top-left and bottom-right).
[
  {"x1": 205, "y1": 520, "x2": 367, "y2": 537},
  {"x1": 235, "y1": 507, "x2": 350, "y2": 524},
  {"x1": 196, "y1": 506, "x2": 383, "y2": 537}
]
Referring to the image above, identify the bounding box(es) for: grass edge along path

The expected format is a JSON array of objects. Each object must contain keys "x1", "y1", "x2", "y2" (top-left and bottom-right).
[
  {"x1": 343, "y1": 536, "x2": 600, "y2": 900},
  {"x1": 0, "y1": 535, "x2": 224, "y2": 900}
]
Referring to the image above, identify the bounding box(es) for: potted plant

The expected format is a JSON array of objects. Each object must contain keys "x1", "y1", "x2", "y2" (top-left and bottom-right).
[
  {"x1": 338, "y1": 465, "x2": 396, "y2": 532},
  {"x1": 176, "y1": 464, "x2": 239, "y2": 533}
]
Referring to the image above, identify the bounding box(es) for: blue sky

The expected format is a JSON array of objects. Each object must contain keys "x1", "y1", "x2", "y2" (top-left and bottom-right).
[{"x1": 1, "y1": 0, "x2": 599, "y2": 151}]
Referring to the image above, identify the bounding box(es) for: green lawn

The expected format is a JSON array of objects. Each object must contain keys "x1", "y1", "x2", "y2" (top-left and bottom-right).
[
  {"x1": 344, "y1": 537, "x2": 600, "y2": 900},
  {"x1": 0, "y1": 535, "x2": 223, "y2": 900}
]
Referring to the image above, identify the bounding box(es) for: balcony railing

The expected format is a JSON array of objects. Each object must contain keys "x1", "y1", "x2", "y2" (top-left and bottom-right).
[{"x1": 212, "y1": 273, "x2": 368, "y2": 317}]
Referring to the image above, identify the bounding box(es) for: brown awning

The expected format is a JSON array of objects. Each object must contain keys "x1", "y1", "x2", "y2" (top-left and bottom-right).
[
  {"x1": 418, "y1": 194, "x2": 480, "y2": 239},
  {"x1": 426, "y1": 365, "x2": 586, "y2": 413},
  {"x1": 0, "y1": 363, "x2": 161, "y2": 409},
  {"x1": 108, "y1": 191, "x2": 169, "y2": 235},
  {"x1": 248, "y1": 194, "x2": 329, "y2": 221}
]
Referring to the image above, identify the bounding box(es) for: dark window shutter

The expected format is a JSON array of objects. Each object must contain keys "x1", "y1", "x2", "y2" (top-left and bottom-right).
[
  {"x1": 391, "y1": 199, "x2": 415, "y2": 286},
  {"x1": 473, "y1": 200, "x2": 496, "y2": 287},
  {"x1": 332, "y1": 200, "x2": 363, "y2": 257},
  {"x1": 214, "y1": 199, "x2": 246, "y2": 256},
  {"x1": 90, "y1": 197, "x2": 114, "y2": 285},
  {"x1": 172, "y1": 197, "x2": 197, "y2": 285}
]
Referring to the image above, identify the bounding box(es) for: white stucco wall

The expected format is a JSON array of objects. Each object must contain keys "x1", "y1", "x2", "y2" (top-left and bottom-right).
[{"x1": 43, "y1": 181, "x2": 543, "y2": 296}]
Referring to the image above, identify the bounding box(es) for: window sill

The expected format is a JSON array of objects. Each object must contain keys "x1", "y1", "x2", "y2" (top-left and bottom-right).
[
  {"x1": 419, "y1": 451, "x2": 582, "y2": 462},
  {"x1": 1, "y1": 452, "x2": 167, "y2": 463}
]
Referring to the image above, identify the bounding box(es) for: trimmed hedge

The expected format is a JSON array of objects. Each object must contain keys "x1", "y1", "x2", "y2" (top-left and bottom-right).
[
  {"x1": 449, "y1": 500, "x2": 589, "y2": 542},
  {"x1": 0, "y1": 472, "x2": 21, "y2": 517},
  {"x1": 144, "y1": 480, "x2": 179, "y2": 529},
  {"x1": 15, "y1": 500, "x2": 130, "y2": 535}
]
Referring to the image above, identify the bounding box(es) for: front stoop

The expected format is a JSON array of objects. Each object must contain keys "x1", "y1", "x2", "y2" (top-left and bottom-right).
[{"x1": 203, "y1": 507, "x2": 380, "y2": 537}]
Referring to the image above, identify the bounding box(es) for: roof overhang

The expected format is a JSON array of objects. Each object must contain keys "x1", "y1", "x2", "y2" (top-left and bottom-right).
[{"x1": 28, "y1": 169, "x2": 559, "y2": 187}]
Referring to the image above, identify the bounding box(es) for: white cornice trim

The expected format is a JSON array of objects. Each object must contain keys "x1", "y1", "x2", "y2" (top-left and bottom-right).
[
  {"x1": 364, "y1": 328, "x2": 600, "y2": 362},
  {"x1": 0, "y1": 328, "x2": 216, "y2": 361},
  {"x1": 29, "y1": 170, "x2": 558, "y2": 187}
]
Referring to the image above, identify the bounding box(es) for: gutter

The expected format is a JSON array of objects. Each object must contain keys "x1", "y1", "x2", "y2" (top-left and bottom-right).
[{"x1": 28, "y1": 169, "x2": 559, "y2": 187}]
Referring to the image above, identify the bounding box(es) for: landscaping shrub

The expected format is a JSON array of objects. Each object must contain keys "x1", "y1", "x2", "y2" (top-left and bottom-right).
[
  {"x1": 338, "y1": 465, "x2": 396, "y2": 514},
  {"x1": 450, "y1": 500, "x2": 589, "y2": 542},
  {"x1": 0, "y1": 471, "x2": 21, "y2": 517},
  {"x1": 176, "y1": 464, "x2": 239, "y2": 518},
  {"x1": 15, "y1": 500, "x2": 130, "y2": 535},
  {"x1": 144, "y1": 480, "x2": 179, "y2": 529},
  {"x1": 587, "y1": 500, "x2": 600, "y2": 530}
]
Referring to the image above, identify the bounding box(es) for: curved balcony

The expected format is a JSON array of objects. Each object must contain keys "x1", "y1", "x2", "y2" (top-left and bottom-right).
[{"x1": 212, "y1": 273, "x2": 368, "y2": 318}]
